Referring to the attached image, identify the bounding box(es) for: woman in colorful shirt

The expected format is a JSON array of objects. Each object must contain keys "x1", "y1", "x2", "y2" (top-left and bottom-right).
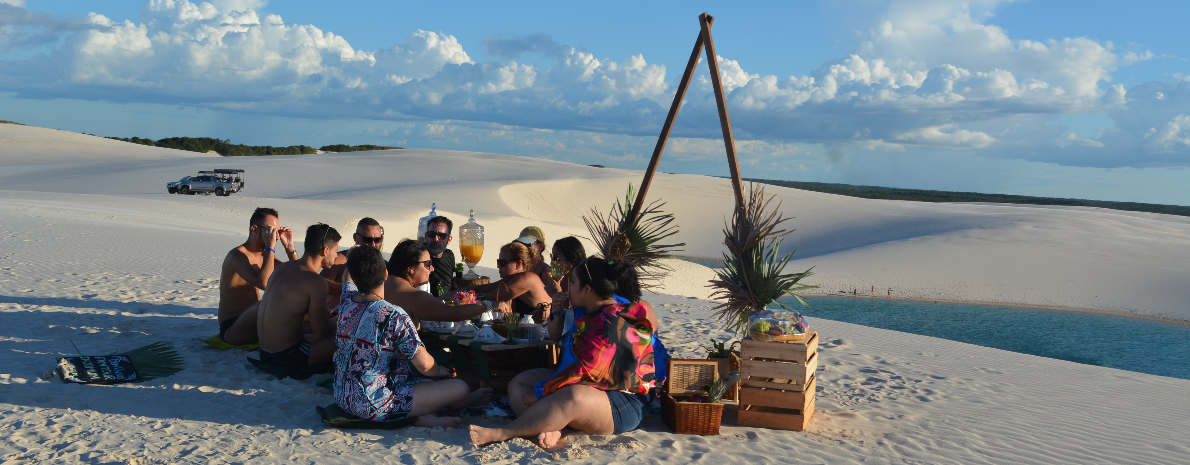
[
  {"x1": 334, "y1": 246, "x2": 492, "y2": 427},
  {"x1": 469, "y1": 257, "x2": 656, "y2": 447}
]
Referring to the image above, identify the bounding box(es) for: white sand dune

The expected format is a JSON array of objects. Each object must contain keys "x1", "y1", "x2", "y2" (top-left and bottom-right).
[{"x1": 1, "y1": 123, "x2": 1187, "y2": 463}]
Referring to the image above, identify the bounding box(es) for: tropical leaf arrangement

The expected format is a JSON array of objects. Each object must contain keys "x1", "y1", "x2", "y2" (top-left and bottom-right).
[
  {"x1": 709, "y1": 184, "x2": 815, "y2": 333},
  {"x1": 583, "y1": 184, "x2": 685, "y2": 289}
]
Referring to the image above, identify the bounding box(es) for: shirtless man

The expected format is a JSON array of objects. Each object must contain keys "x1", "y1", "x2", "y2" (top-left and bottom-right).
[
  {"x1": 218, "y1": 207, "x2": 298, "y2": 345},
  {"x1": 256, "y1": 223, "x2": 342, "y2": 366},
  {"x1": 383, "y1": 239, "x2": 497, "y2": 324}
]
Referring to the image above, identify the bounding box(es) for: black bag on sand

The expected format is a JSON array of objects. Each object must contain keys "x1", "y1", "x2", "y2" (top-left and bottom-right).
[
  {"x1": 246, "y1": 356, "x2": 333, "y2": 380},
  {"x1": 316, "y1": 403, "x2": 418, "y2": 429}
]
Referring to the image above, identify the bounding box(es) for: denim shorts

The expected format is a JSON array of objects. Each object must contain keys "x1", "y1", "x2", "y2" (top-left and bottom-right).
[{"x1": 606, "y1": 390, "x2": 648, "y2": 434}]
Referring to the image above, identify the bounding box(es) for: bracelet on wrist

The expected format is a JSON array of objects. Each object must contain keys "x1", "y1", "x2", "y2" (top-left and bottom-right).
[{"x1": 265, "y1": 247, "x2": 276, "y2": 253}]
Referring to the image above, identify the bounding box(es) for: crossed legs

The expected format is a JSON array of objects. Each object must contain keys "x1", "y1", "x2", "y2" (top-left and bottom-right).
[
  {"x1": 470, "y1": 381, "x2": 614, "y2": 448},
  {"x1": 409, "y1": 379, "x2": 493, "y2": 428}
]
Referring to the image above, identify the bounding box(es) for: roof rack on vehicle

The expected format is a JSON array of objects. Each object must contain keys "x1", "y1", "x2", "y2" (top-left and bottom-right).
[{"x1": 214, "y1": 169, "x2": 245, "y2": 174}]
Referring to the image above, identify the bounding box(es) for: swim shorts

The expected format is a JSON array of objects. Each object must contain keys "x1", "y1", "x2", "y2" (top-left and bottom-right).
[
  {"x1": 259, "y1": 339, "x2": 311, "y2": 367},
  {"x1": 606, "y1": 390, "x2": 648, "y2": 434},
  {"x1": 218, "y1": 316, "x2": 239, "y2": 339}
]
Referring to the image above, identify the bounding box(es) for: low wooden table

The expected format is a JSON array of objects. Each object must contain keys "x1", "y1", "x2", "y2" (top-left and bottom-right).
[{"x1": 426, "y1": 331, "x2": 557, "y2": 388}]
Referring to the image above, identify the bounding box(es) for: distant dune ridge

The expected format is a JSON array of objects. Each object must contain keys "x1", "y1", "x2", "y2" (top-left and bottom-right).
[{"x1": 0, "y1": 123, "x2": 1187, "y2": 463}]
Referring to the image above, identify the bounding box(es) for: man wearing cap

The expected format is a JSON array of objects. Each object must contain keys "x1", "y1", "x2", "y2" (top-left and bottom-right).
[
  {"x1": 515, "y1": 226, "x2": 552, "y2": 287},
  {"x1": 425, "y1": 216, "x2": 457, "y2": 297}
]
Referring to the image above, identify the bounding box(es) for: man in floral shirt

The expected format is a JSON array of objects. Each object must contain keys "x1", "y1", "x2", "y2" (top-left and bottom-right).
[{"x1": 333, "y1": 246, "x2": 491, "y2": 426}]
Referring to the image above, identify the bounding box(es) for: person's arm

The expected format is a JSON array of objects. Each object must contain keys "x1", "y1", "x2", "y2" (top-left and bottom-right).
[
  {"x1": 231, "y1": 248, "x2": 276, "y2": 290},
  {"x1": 307, "y1": 277, "x2": 334, "y2": 340},
  {"x1": 546, "y1": 292, "x2": 568, "y2": 342},
  {"x1": 325, "y1": 279, "x2": 342, "y2": 296},
  {"x1": 278, "y1": 227, "x2": 298, "y2": 261},
  {"x1": 410, "y1": 346, "x2": 449, "y2": 379},
  {"x1": 400, "y1": 291, "x2": 490, "y2": 322},
  {"x1": 462, "y1": 281, "x2": 500, "y2": 294},
  {"x1": 479, "y1": 273, "x2": 538, "y2": 302}
]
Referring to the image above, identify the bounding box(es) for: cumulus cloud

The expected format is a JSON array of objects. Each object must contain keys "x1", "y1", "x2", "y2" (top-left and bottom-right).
[{"x1": 0, "y1": 0, "x2": 1184, "y2": 169}]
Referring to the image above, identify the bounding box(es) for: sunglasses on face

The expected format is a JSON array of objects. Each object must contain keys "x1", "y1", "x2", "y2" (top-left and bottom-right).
[
  {"x1": 419, "y1": 259, "x2": 433, "y2": 269},
  {"x1": 496, "y1": 258, "x2": 519, "y2": 268},
  {"x1": 358, "y1": 235, "x2": 383, "y2": 244}
]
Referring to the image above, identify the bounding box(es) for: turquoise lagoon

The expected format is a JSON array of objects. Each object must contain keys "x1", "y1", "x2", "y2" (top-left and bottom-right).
[{"x1": 776, "y1": 295, "x2": 1190, "y2": 380}]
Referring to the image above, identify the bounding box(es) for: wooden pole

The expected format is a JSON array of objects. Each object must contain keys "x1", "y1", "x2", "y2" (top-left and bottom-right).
[
  {"x1": 700, "y1": 13, "x2": 747, "y2": 213},
  {"x1": 628, "y1": 23, "x2": 708, "y2": 223}
]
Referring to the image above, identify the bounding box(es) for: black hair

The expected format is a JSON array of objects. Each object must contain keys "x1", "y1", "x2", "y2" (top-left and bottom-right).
[
  {"x1": 573, "y1": 257, "x2": 638, "y2": 301},
  {"x1": 427, "y1": 216, "x2": 453, "y2": 234},
  {"x1": 347, "y1": 246, "x2": 386, "y2": 292},
  {"x1": 303, "y1": 223, "x2": 342, "y2": 255},
  {"x1": 249, "y1": 207, "x2": 279, "y2": 228},
  {"x1": 387, "y1": 239, "x2": 427, "y2": 278},
  {"x1": 357, "y1": 217, "x2": 380, "y2": 230},
  {"x1": 552, "y1": 236, "x2": 586, "y2": 266}
]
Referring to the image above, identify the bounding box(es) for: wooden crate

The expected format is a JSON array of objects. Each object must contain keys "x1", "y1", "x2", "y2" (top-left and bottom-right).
[
  {"x1": 662, "y1": 359, "x2": 723, "y2": 435},
  {"x1": 737, "y1": 331, "x2": 818, "y2": 431}
]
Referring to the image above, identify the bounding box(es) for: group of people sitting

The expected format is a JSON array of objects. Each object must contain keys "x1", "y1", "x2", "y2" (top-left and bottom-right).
[{"x1": 216, "y1": 207, "x2": 664, "y2": 447}]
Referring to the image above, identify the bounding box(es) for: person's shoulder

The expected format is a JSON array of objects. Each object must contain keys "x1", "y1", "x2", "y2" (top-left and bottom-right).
[{"x1": 511, "y1": 271, "x2": 544, "y2": 287}]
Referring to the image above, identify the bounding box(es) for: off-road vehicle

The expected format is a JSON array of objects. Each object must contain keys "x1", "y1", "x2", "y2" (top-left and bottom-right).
[{"x1": 167, "y1": 169, "x2": 245, "y2": 196}]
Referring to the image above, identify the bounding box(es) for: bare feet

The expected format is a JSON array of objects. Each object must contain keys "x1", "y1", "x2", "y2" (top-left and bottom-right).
[
  {"x1": 415, "y1": 414, "x2": 462, "y2": 428},
  {"x1": 470, "y1": 425, "x2": 504, "y2": 446},
  {"x1": 537, "y1": 430, "x2": 564, "y2": 450},
  {"x1": 468, "y1": 387, "x2": 494, "y2": 407}
]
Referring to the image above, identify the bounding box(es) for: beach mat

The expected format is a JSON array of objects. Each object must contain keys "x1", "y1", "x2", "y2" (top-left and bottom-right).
[
  {"x1": 316, "y1": 403, "x2": 418, "y2": 429},
  {"x1": 199, "y1": 335, "x2": 259, "y2": 351},
  {"x1": 246, "y1": 356, "x2": 332, "y2": 380}
]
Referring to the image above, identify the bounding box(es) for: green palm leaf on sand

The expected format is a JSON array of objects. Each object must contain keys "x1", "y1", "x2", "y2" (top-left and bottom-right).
[{"x1": 118, "y1": 341, "x2": 185, "y2": 381}]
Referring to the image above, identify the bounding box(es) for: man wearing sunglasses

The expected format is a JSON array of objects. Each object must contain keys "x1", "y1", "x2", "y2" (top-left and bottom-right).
[
  {"x1": 321, "y1": 217, "x2": 385, "y2": 285},
  {"x1": 423, "y1": 216, "x2": 456, "y2": 297}
]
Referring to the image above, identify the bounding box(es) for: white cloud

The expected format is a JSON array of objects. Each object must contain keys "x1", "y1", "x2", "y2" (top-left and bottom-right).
[
  {"x1": 1064, "y1": 133, "x2": 1105, "y2": 148},
  {"x1": 0, "y1": 0, "x2": 1183, "y2": 169},
  {"x1": 896, "y1": 125, "x2": 996, "y2": 148},
  {"x1": 0, "y1": 0, "x2": 26, "y2": 7}
]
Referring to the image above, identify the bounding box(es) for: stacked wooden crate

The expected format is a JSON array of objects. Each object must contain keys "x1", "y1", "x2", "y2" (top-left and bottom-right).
[{"x1": 736, "y1": 331, "x2": 818, "y2": 431}]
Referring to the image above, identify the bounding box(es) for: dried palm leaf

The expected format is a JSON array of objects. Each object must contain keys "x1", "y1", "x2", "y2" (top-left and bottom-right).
[
  {"x1": 583, "y1": 184, "x2": 685, "y2": 289},
  {"x1": 709, "y1": 184, "x2": 815, "y2": 332}
]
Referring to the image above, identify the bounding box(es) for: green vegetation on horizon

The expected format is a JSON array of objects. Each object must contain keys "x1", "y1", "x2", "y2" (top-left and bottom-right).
[
  {"x1": 0, "y1": 120, "x2": 25, "y2": 125},
  {"x1": 747, "y1": 178, "x2": 1190, "y2": 218},
  {"x1": 105, "y1": 136, "x2": 400, "y2": 156}
]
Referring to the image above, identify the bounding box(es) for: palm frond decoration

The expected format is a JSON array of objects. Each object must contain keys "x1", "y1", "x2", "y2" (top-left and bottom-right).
[
  {"x1": 709, "y1": 184, "x2": 815, "y2": 333},
  {"x1": 121, "y1": 341, "x2": 185, "y2": 381},
  {"x1": 583, "y1": 184, "x2": 685, "y2": 289}
]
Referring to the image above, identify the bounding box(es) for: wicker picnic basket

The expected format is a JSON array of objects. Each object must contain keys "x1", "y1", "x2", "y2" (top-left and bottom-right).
[{"x1": 662, "y1": 359, "x2": 723, "y2": 435}]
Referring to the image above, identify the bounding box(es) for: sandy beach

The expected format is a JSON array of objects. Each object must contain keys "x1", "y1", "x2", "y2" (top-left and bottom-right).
[{"x1": 1, "y1": 124, "x2": 1188, "y2": 463}]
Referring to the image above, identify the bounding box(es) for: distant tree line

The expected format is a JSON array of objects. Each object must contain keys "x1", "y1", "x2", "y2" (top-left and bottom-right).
[
  {"x1": 0, "y1": 120, "x2": 24, "y2": 125},
  {"x1": 747, "y1": 178, "x2": 1190, "y2": 218},
  {"x1": 318, "y1": 144, "x2": 400, "y2": 152},
  {"x1": 105, "y1": 136, "x2": 400, "y2": 156}
]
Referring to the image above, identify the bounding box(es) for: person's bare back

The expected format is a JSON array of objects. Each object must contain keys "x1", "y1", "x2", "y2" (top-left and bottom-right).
[
  {"x1": 255, "y1": 223, "x2": 341, "y2": 366},
  {"x1": 257, "y1": 261, "x2": 330, "y2": 353}
]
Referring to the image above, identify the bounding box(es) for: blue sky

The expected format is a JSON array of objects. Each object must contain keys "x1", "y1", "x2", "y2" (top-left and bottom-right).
[{"x1": 2, "y1": 0, "x2": 1188, "y2": 205}]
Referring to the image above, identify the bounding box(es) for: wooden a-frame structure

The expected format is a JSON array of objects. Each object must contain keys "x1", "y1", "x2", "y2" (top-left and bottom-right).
[{"x1": 629, "y1": 13, "x2": 747, "y2": 222}]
